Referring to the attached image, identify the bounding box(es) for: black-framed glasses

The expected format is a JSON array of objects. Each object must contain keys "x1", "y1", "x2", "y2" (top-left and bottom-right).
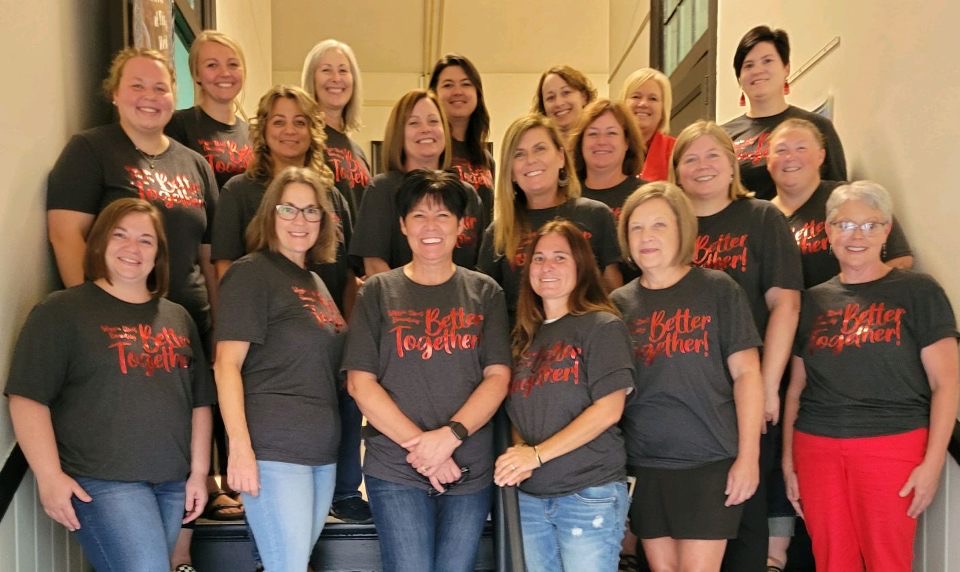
[
  {"x1": 426, "y1": 465, "x2": 470, "y2": 497},
  {"x1": 828, "y1": 220, "x2": 888, "y2": 235},
  {"x1": 276, "y1": 204, "x2": 322, "y2": 223}
]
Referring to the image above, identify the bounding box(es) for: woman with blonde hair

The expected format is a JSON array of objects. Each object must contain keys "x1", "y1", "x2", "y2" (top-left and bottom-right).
[
  {"x1": 477, "y1": 113, "x2": 621, "y2": 322},
  {"x1": 301, "y1": 39, "x2": 371, "y2": 220},
  {"x1": 350, "y1": 89, "x2": 484, "y2": 275},
  {"x1": 671, "y1": 120, "x2": 803, "y2": 571},
  {"x1": 532, "y1": 65, "x2": 598, "y2": 137},
  {"x1": 166, "y1": 30, "x2": 252, "y2": 190},
  {"x1": 619, "y1": 67, "x2": 675, "y2": 181}
]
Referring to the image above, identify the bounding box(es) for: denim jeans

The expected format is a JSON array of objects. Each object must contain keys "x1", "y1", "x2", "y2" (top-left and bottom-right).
[
  {"x1": 518, "y1": 481, "x2": 629, "y2": 572},
  {"x1": 334, "y1": 385, "x2": 364, "y2": 501},
  {"x1": 365, "y1": 474, "x2": 492, "y2": 572},
  {"x1": 71, "y1": 477, "x2": 185, "y2": 572},
  {"x1": 242, "y1": 460, "x2": 337, "y2": 571}
]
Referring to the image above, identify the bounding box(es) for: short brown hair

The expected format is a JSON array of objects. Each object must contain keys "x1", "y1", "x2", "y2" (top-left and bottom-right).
[
  {"x1": 382, "y1": 89, "x2": 452, "y2": 173},
  {"x1": 532, "y1": 65, "x2": 597, "y2": 115},
  {"x1": 246, "y1": 166, "x2": 337, "y2": 265},
  {"x1": 569, "y1": 99, "x2": 646, "y2": 181},
  {"x1": 103, "y1": 48, "x2": 176, "y2": 100},
  {"x1": 246, "y1": 85, "x2": 334, "y2": 187},
  {"x1": 512, "y1": 219, "x2": 617, "y2": 358},
  {"x1": 84, "y1": 198, "x2": 169, "y2": 297},
  {"x1": 670, "y1": 120, "x2": 751, "y2": 201},
  {"x1": 618, "y1": 181, "x2": 698, "y2": 268}
]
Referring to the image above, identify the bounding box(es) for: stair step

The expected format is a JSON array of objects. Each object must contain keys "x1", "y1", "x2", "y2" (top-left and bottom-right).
[{"x1": 190, "y1": 519, "x2": 496, "y2": 571}]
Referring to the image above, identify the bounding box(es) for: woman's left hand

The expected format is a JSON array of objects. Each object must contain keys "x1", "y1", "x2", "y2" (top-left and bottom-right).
[
  {"x1": 183, "y1": 472, "x2": 208, "y2": 524},
  {"x1": 725, "y1": 455, "x2": 759, "y2": 507},
  {"x1": 493, "y1": 445, "x2": 539, "y2": 487},
  {"x1": 900, "y1": 459, "x2": 944, "y2": 518},
  {"x1": 402, "y1": 428, "x2": 460, "y2": 475}
]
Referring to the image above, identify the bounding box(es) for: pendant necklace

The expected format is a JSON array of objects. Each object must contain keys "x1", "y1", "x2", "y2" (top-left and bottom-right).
[{"x1": 136, "y1": 147, "x2": 161, "y2": 170}]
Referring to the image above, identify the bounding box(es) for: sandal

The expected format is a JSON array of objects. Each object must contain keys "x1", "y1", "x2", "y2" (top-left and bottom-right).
[
  {"x1": 173, "y1": 565, "x2": 197, "y2": 572},
  {"x1": 202, "y1": 490, "x2": 245, "y2": 521}
]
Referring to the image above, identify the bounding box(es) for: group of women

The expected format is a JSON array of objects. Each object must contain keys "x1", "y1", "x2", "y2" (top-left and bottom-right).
[{"x1": 4, "y1": 22, "x2": 957, "y2": 572}]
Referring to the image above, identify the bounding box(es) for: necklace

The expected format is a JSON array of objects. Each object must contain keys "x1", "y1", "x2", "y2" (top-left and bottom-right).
[{"x1": 135, "y1": 147, "x2": 161, "y2": 170}]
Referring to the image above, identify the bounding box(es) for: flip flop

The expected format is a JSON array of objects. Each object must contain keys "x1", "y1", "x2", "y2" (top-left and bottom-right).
[{"x1": 202, "y1": 490, "x2": 245, "y2": 521}]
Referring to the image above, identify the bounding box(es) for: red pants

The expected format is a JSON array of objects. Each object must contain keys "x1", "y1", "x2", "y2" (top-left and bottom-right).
[{"x1": 793, "y1": 428, "x2": 927, "y2": 572}]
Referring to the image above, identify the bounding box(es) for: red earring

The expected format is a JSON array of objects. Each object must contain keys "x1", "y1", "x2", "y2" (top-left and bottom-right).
[
  {"x1": 739, "y1": 92, "x2": 746, "y2": 107},
  {"x1": 783, "y1": 81, "x2": 790, "y2": 95}
]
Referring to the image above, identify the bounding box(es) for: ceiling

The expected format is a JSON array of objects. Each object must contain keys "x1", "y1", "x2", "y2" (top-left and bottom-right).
[{"x1": 270, "y1": 0, "x2": 610, "y2": 77}]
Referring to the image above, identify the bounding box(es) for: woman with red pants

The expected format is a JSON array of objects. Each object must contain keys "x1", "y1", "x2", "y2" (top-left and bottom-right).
[{"x1": 783, "y1": 181, "x2": 959, "y2": 571}]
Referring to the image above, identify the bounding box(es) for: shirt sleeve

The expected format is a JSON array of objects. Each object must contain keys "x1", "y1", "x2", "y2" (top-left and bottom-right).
[
  {"x1": 215, "y1": 257, "x2": 270, "y2": 344},
  {"x1": 582, "y1": 316, "x2": 636, "y2": 400},
  {"x1": 47, "y1": 134, "x2": 105, "y2": 213},
  {"x1": 884, "y1": 215, "x2": 913, "y2": 260},
  {"x1": 476, "y1": 224, "x2": 503, "y2": 281},
  {"x1": 910, "y1": 274, "x2": 960, "y2": 348},
  {"x1": 718, "y1": 276, "x2": 763, "y2": 358},
  {"x1": 164, "y1": 112, "x2": 189, "y2": 147},
  {"x1": 185, "y1": 312, "x2": 217, "y2": 407},
  {"x1": 4, "y1": 297, "x2": 71, "y2": 404},
  {"x1": 478, "y1": 282, "x2": 512, "y2": 367},
  {"x1": 819, "y1": 118, "x2": 848, "y2": 182},
  {"x1": 199, "y1": 158, "x2": 218, "y2": 244},
  {"x1": 341, "y1": 278, "x2": 384, "y2": 375}
]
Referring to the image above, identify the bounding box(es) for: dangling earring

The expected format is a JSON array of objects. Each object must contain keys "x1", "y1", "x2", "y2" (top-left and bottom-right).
[
  {"x1": 783, "y1": 81, "x2": 790, "y2": 95},
  {"x1": 739, "y1": 92, "x2": 746, "y2": 107},
  {"x1": 558, "y1": 167, "x2": 569, "y2": 187},
  {"x1": 881, "y1": 242, "x2": 887, "y2": 259},
  {"x1": 828, "y1": 242, "x2": 832, "y2": 255}
]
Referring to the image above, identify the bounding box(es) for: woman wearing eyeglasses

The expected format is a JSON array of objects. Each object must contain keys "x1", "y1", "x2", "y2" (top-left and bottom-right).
[
  {"x1": 782, "y1": 181, "x2": 959, "y2": 572},
  {"x1": 214, "y1": 167, "x2": 345, "y2": 570},
  {"x1": 344, "y1": 170, "x2": 511, "y2": 572}
]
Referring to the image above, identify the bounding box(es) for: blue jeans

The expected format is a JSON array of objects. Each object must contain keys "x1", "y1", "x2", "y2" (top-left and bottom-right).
[
  {"x1": 334, "y1": 386, "x2": 364, "y2": 501},
  {"x1": 242, "y1": 460, "x2": 337, "y2": 571},
  {"x1": 71, "y1": 477, "x2": 185, "y2": 572},
  {"x1": 365, "y1": 474, "x2": 492, "y2": 572},
  {"x1": 519, "y1": 481, "x2": 629, "y2": 572}
]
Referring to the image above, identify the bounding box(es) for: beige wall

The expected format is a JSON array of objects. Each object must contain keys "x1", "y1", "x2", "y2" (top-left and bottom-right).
[
  {"x1": 608, "y1": 0, "x2": 652, "y2": 98},
  {"x1": 717, "y1": 2, "x2": 960, "y2": 569},
  {"x1": 0, "y1": 0, "x2": 112, "y2": 568},
  {"x1": 216, "y1": 0, "x2": 273, "y2": 118}
]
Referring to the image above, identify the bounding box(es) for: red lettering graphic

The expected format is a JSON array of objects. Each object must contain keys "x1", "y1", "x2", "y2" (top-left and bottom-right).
[
  {"x1": 451, "y1": 161, "x2": 493, "y2": 190},
  {"x1": 457, "y1": 216, "x2": 479, "y2": 248},
  {"x1": 387, "y1": 307, "x2": 483, "y2": 359},
  {"x1": 326, "y1": 147, "x2": 370, "y2": 189},
  {"x1": 197, "y1": 138, "x2": 252, "y2": 175},
  {"x1": 510, "y1": 341, "x2": 582, "y2": 397},
  {"x1": 101, "y1": 323, "x2": 192, "y2": 376},
  {"x1": 125, "y1": 166, "x2": 205, "y2": 209},
  {"x1": 693, "y1": 232, "x2": 749, "y2": 272},
  {"x1": 792, "y1": 219, "x2": 829, "y2": 255},
  {"x1": 808, "y1": 302, "x2": 905, "y2": 354},
  {"x1": 629, "y1": 308, "x2": 712, "y2": 365},
  {"x1": 291, "y1": 287, "x2": 347, "y2": 332},
  {"x1": 733, "y1": 132, "x2": 770, "y2": 167}
]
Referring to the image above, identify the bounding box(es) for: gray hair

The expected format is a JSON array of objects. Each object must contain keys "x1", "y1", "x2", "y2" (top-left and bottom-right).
[
  {"x1": 826, "y1": 180, "x2": 894, "y2": 223},
  {"x1": 300, "y1": 39, "x2": 363, "y2": 132}
]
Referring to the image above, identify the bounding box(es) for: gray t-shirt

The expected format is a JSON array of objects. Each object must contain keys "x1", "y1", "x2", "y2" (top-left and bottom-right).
[
  {"x1": 216, "y1": 251, "x2": 346, "y2": 465},
  {"x1": 611, "y1": 268, "x2": 762, "y2": 470},
  {"x1": 165, "y1": 106, "x2": 252, "y2": 190},
  {"x1": 507, "y1": 312, "x2": 634, "y2": 497},
  {"x1": 350, "y1": 171, "x2": 485, "y2": 270},
  {"x1": 794, "y1": 269, "x2": 958, "y2": 438},
  {"x1": 342, "y1": 267, "x2": 512, "y2": 493},
  {"x1": 5, "y1": 282, "x2": 215, "y2": 483},
  {"x1": 477, "y1": 197, "x2": 621, "y2": 320},
  {"x1": 46, "y1": 123, "x2": 219, "y2": 334},
  {"x1": 324, "y1": 125, "x2": 371, "y2": 222}
]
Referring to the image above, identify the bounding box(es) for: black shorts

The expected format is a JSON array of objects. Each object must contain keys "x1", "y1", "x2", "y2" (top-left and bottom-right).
[{"x1": 630, "y1": 458, "x2": 743, "y2": 540}]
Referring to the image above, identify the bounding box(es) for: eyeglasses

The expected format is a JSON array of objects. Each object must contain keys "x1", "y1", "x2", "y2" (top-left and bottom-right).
[
  {"x1": 275, "y1": 204, "x2": 322, "y2": 223},
  {"x1": 828, "y1": 220, "x2": 888, "y2": 235}
]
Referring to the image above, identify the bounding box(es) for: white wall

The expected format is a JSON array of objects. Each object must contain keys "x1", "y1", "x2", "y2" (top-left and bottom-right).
[
  {"x1": 717, "y1": 2, "x2": 960, "y2": 569},
  {"x1": 0, "y1": 0, "x2": 114, "y2": 569}
]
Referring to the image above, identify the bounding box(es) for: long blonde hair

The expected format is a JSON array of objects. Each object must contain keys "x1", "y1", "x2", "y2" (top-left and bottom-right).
[{"x1": 492, "y1": 114, "x2": 581, "y2": 258}]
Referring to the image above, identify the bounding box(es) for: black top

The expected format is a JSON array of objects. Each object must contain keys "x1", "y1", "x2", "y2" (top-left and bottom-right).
[
  {"x1": 794, "y1": 269, "x2": 958, "y2": 438},
  {"x1": 47, "y1": 123, "x2": 218, "y2": 333},
  {"x1": 722, "y1": 105, "x2": 846, "y2": 201},
  {"x1": 324, "y1": 125, "x2": 371, "y2": 221},
  {"x1": 165, "y1": 106, "x2": 252, "y2": 190},
  {"x1": 450, "y1": 139, "x2": 495, "y2": 224},
  {"x1": 582, "y1": 176, "x2": 645, "y2": 283}
]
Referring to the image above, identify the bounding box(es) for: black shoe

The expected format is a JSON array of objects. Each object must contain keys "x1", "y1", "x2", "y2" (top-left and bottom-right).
[{"x1": 329, "y1": 496, "x2": 373, "y2": 524}]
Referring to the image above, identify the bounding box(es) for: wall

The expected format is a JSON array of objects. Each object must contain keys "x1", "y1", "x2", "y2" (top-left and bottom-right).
[
  {"x1": 716, "y1": 2, "x2": 960, "y2": 569},
  {"x1": 608, "y1": 0, "x2": 652, "y2": 98},
  {"x1": 216, "y1": 0, "x2": 273, "y2": 118},
  {"x1": 0, "y1": 0, "x2": 115, "y2": 569}
]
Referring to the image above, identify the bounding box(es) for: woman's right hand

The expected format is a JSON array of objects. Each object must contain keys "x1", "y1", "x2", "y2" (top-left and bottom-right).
[
  {"x1": 227, "y1": 445, "x2": 260, "y2": 496},
  {"x1": 427, "y1": 458, "x2": 463, "y2": 493},
  {"x1": 783, "y1": 463, "x2": 804, "y2": 518},
  {"x1": 37, "y1": 471, "x2": 91, "y2": 531}
]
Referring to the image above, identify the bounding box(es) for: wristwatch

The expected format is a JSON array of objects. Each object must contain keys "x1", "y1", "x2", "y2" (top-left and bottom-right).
[{"x1": 446, "y1": 421, "x2": 468, "y2": 441}]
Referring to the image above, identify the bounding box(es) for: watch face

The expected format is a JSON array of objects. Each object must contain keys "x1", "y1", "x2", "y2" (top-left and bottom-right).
[{"x1": 449, "y1": 421, "x2": 468, "y2": 440}]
